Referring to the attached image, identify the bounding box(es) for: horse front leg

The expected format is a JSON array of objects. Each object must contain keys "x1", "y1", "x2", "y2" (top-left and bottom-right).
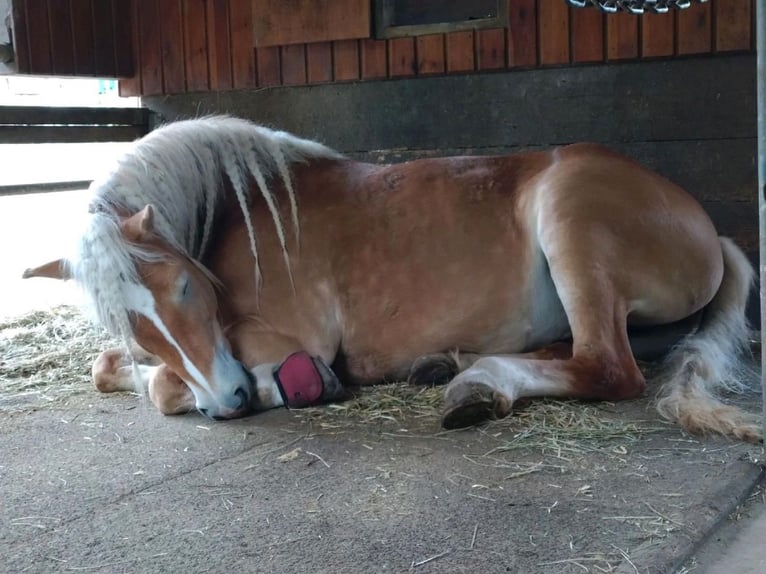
[{"x1": 227, "y1": 326, "x2": 346, "y2": 411}]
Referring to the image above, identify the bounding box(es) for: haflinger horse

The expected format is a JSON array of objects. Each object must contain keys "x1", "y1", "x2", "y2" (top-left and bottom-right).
[{"x1": 24, "y1": 115, "x2": 760, "y2": 441}]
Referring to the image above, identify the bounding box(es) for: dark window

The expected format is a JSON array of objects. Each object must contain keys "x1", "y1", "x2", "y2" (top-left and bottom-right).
[{"x1": 374, "y1": 0, "x2": 508, "y2": 39}]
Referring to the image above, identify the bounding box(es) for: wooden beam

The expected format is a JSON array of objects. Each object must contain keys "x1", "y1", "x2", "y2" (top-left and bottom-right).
[
  {"x1": 0, "y1": 107, "x2": 149, "y2": 126},
  {"x1": 0, "y1": 125, "x2": 146, "y2": 143}
]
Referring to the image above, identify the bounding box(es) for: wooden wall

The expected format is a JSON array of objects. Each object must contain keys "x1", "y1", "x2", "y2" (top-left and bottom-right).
[
  {"x1": 11, "y1": 0, "x2": 134, "y2": 77},
  {"x1": 116, "y1": 0, "x2": 754, "y2": 97}
]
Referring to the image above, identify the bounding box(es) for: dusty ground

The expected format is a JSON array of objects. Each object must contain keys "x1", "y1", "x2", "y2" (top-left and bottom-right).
[{"x1": 1, "y1": 307, "x2": 765, "y2": 573}]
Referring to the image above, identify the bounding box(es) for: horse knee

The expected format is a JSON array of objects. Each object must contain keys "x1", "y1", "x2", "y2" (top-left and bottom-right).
[{"x1": 148, "y1": 368, "x2": 195, "y2": 415}]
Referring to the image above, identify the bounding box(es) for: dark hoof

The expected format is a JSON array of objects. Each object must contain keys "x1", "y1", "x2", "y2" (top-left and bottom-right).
[
  {"x1": 408, "y1": 353, "x2": 459, "y2": 386},
  {"x1": 441, "y1": 382, "x2": 512, "y2": 429}
]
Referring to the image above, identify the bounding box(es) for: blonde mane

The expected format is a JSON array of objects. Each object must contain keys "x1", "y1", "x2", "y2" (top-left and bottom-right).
[{"x1": 69, "y1": 115, "x2": 342, "y2": 339}]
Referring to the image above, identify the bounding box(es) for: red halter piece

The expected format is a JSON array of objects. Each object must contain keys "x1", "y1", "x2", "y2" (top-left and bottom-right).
[{"x1": 273, "y1": 351, "x2": 325, "y2": 408}]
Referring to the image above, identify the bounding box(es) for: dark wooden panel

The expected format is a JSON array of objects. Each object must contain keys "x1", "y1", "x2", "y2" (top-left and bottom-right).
[
  {"x1": 538, "y1": 0, "x2": 569, "y2": 65},
  {"x1": 112, "y1": 0, "x2": 135, "y2": 77},
  {"x1": 47, "y1": 0, "x2": 75, "y2": 74},
  {"x1": 184, "y1": 0, "x2": 209, "y2": 91},
  {"x1": 641, "y1": 12, "x2": 674, "y2": 58},
  {"x1": 607, "y1": 13, "x2": 639, "y2": 60},
  {"x1": 253, "y1": 0, "x2": 370, "y2": 47},
  {"x1": 477, "y1": 29, "x2": 505, "y2": 70},
  {"x1": 24, "y1": 0, "x2": 52, "y2": 74},
  {"x1": 256, "y1": 46, "x2": 281, "y2": 87},
  {"x1": 361, "y1": 39, "x2": 387, "y2": 79},
  {"x1": 138, "y1": 0, "x2": 163, "y2": 96},
  {"x1": 70, "y1": 0, "x2": 95, "y2": 75},
  {"x1": 206, "y1": 0, "x2": 232, "y2": 91},
  {"x1": 333, "y1": 40, "x2": 359, "y2": 81},
  {"x1": 0, "y1": 126, "x2": 147, "y2": 144},
  {"x1": 307, "y1": 42, "x2": 333, "y2": 83},
  {"x1": 677, "y1": 1, "x2": 711, "y2": 55},
  {"x1": 92, "y1": 0, "x2": 116, "y2": 75},
  {"x1": 571, "y1": 6, "x2": 603, "y2": 63},
  {"x1": 416, "y1": 34, "x2": 444, "y2": 75},
  {"x1": 281, "y1": 44, "x2": 307, "y2": 85},
  {"x1": 160, "y1": 0, "x2": 185, "y2": 93},
  {"x1": 230, "y1": 0, "x2": 256, "y2": 88},
  {"x1": 445, "y1": 31, "x2": 474, "y2": 73},
  {"x1": 388, "y1": 37, "x2": 416, "y2": 77},
  {"x1": 715, "y1": 0, "x2": 751, "y2": 52},
  {"x1": 118, "y1": 0, "x2": 141, "y2": 95},
  {"x1": 11, "y1": 0, "x2": 30, "y2": 72},
  {"x1": 508, "y1": 0, "x2": 537, "y2": 67},
  {"x1": 0, "y1": 106, "x2": 148, "y2": 125}
]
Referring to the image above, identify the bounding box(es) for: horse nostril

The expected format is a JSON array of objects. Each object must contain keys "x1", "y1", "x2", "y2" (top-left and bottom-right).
[{"x1": 234, "y1": 386, "x2": 248, "y2": 409}]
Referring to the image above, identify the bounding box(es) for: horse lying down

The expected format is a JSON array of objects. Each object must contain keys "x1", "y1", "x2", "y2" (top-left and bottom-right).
[{"x1": 24, "y1": 116, "x2": 761, "y2": 442}]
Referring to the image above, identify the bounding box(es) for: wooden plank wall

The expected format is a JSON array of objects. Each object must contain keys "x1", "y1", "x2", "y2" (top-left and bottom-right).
[
  {"x1": 118, "y1": 0, "x2": 754, "y2": 97},
  {"x1": 11, "y1": 0, "x2": 134, "y2": 77}
]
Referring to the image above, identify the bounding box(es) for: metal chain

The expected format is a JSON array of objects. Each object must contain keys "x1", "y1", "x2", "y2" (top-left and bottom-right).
[{"x1": 566, "y1": 0, "x2": 709, "y2": 15}]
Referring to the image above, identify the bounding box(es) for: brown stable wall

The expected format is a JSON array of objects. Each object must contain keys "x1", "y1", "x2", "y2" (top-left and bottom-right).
[{"x1": 12, "y1": 0, "x2": 750, "y2": 94}]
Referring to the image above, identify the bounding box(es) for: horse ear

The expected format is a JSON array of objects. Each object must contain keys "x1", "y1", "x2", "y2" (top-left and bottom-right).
[
  {"x1": 22, "y1": 259, "x2": 72, "y2": 281},
  {"x1": 122, "y1": 205, "x2": 155, "y2": 241}
]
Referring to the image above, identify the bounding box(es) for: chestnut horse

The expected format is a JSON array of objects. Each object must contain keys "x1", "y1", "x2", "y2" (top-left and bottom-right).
[{"x1": 24, "y1": 116, "x2": 760, "y2": 441}]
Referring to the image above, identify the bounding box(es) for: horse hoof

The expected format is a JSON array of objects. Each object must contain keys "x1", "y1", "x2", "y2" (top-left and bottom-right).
[
  {"x1": 408, "y1": 353, "x2": 458, "y2": 386},
  {"x1": 441, "y1": 382, "x2": 512, "y2": 429}
]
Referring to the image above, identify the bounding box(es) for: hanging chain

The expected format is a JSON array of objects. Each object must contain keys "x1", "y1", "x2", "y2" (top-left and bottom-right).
[{"x1": 566, "y1": 0, "x2": 708, "y2": 15}]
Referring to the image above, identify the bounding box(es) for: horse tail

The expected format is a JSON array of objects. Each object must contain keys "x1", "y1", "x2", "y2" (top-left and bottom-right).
[{"x1": 654, "y1": 237, "x2": 761, "y2": 441}]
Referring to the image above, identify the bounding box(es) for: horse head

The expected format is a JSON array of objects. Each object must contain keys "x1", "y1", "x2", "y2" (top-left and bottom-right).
[{"x1": 24, "y1": 204, "x2": 254, "y2": 420}]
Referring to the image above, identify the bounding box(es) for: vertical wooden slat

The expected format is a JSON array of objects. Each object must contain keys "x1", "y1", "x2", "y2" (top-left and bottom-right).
[
  {"x1": 230, "y1": 0, "x2": 256, "y2": 88},
  {"x1": 445, "y1": 30, "x2": 474, "y2": 73},
  {"x1": 641, "y1": 12, "x2": 675, "y2": 58},
  {"x1": 607, "y1": 13, "x2": 639, "y2": 60},
  {"x1": 538, "y1": 0, "x2": 569, "y2": 65},
  {"x1": 333, "y1": 40, "x2": 359, "y2": 81},
  {"x1": 137, "y1": 0, "x2": 162, "y2": 95},
  {"x1": 307, "y1": 42, "x2": 333, "y2": 83},
  {"x1": 10, "y1": 0, "x2": 30, "y2": 72},
  {"x1": 388, "y1": 37, "x2": 416, "y2": 77},
  {"x1": 571, "y1": 7, "x2": 603, "y2": 63},
  {"x1": 477, "y1": 29, "x2": 506, "y2": 70},
  {"x1": 160, "y1": 0, "x2": 185, "y2": 93},
  {"x1": 416, "y1": 34, "x2": 444, "y2": 75},
  {"x1": 715, "y1": 0, "x2": 752, "y2": 52},
  {"x1": 24, "y1": 0, "x2": 52, "y2": 74},
  {"x1": 118, "y1": 0, "x2": 141, "y2": 95},
  {"x1": 206, "y1": 0, "x2": 232, "y2": 91},
  {"x1": 508, "y1": 0, "x2": 537, "y2": 67},
  {"x1": 183, "y1": 0, "x2": 208, "y2": 91},
  {"x1": 70, "y1": 0, "x2": 95, "y2": 76},
  {"x1": 47, "y1": 0, "x2": 75, "y2": 74},
  {"x1": 677, "y1": 1, "x2": 712, "y2": 55},
  {"x1": 112, "y1": 0, "x2": 135, "y2": 77},
  {"x1": 92, "y1": 0, "x2": 116, "y2": 75},
  {"x1": 361, "y1": 39, "x2": 387, "y2": 79},
  {"x1": 256, "y1": 46, "x2": 280, "y2": 87},
  {"x1": 281, "y1": 44, "x2": 307, "y2": 85}
]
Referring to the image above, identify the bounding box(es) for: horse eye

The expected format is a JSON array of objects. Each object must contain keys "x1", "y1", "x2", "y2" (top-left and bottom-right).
[{"x1": 181, "y1": 280, "x2": 190, "y2": 297}]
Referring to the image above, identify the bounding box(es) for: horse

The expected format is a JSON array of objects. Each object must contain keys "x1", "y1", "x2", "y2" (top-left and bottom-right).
[{"x1": 23, "y1": 115, "x2": 761, "y2": 442}]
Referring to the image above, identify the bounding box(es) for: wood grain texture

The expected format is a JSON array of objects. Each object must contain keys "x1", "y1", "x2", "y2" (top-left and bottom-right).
[
  {"x1": 252, "y1": 0, "x2": 370, "y2": 47},
  {"x1": 307, "y1": 42, "x2": 333, "y2": 83},
  {"x1": 256, "y1": 46, "x2": 281, "y2": 87},
  {"x1": 677, "y1": 1, "x2": 711, "y2": 55},
  {"x1": 24, "y1": 0, "x2": 52, "y2": 74},
  {"x1": 388, "y1": 37, "x2": 416, "y2": 77},
  {"x1": 361, "y1": 39, "x2": 387, "y2": 79},
  {"x1": 538, "y1": 0, "x2": 569, "y2": 65},
  {"x1": 137, "y1": 0, "x2": 163, "y2": 95},
  {"x1": 230, "y1": 0, "x2": 256, "y2": 88},
  {"x1": 281, "y1": 44, "x2": 307, "y2": 85},
  {"x1": 571, "y1": 7, "x2": 603, "y2": 63},
  {"x1": 416, "y1": 34, "x2": 445, "y2": 75},
  {"x1": 333, "y1": 40, "x2": 359, "y2": 81},
  {"x1": 641, "y1": 11, "x2": 675, "y2": 58},
  {"x1": 92, "y1": 0, "x2": 116, "y2": 75},
  {"x1": 118, "y1": 0, "x2": 141, "y2": 95},
  {"x1": 112, "y1": 0, "x2": 135, "y2": 77},
  {"x1": 477, "y1": 29, "x2": 506, "y2": 70},
  {"x1": 160, "y1": 0, "x2": 185, "y2": 94},
  {"x1": 445, "y1": 31, "x2": 474, "y2": 73},
  {"x1": 508, "y1": 0, "x2": 537, "y2": 67},
  {"x1": 206, "y1": 0, "x2": 232, "y2": 91},
  {"x1": 184, "y1": 0, "x2": 209, "y2": 92},
  {"x1": 714, "y1": 0, "x2": 751, "y2": 52},
  {"x1": 70, "y1": 0, "x2": 95, "y2": 75},
  {"x1": 607, "y1": 12, "x2": 639, "y2": 60},
  {"x1": 47, "y1": 0, "x2": 75, "y2": 75}
]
